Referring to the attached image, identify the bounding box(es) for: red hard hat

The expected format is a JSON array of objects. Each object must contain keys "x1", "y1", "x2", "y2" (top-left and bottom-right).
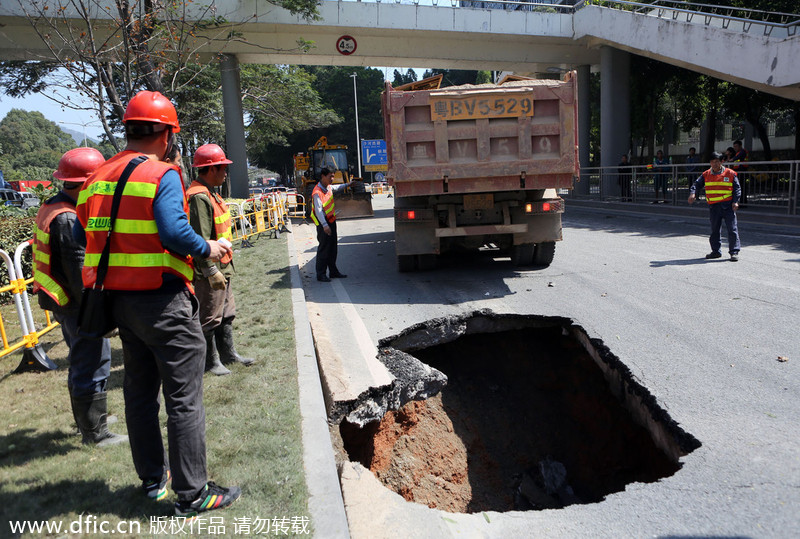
[
  {"x1": 123, "y1": 90, "x2": 181, "y2": 133},
  {"x1": 53, "y1": 147, "x2": 106, "y2": 183},
  {"x1": 192, "y1": 144, "x2": 233, "y2": 168}
]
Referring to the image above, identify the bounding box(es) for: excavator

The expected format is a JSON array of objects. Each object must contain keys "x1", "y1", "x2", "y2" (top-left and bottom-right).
[{"x1": 293, "y1": 136, "x2": 373, "y2": 219}]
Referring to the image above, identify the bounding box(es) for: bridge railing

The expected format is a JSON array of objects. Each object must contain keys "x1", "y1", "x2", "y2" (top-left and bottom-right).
[
  {"x1": 564, "y1": 160, "x2": 800, "y2": 215},
  {"x1": 335, "y1": 0, "x2": 578, "y2": 13},
  {"x1": 574, "y1": 0, "x2": 800, "y2": 37}
]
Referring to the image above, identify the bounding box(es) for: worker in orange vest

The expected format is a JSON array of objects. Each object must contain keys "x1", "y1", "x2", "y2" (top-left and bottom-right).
[
  {"x1": 33, "y1": 147, "x2": 128, "y2": 447},
  {"x1": 74, "y1": 91, "x2": 240, "y2": 517},
  {"x1": 311, "y1": 167, "x2": 352, "y2": 282},
  {"x1": 187, "y1": 144, "x2": 254, "y2": 376},
  {"x1": 688, "y1": 151, "x2": 742, "y2": 261}
]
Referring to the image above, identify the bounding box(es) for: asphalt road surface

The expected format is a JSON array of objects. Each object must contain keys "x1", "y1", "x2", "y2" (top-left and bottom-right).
[{"x1": 295, "y1": 194, "x2": 800, "y2": 538}]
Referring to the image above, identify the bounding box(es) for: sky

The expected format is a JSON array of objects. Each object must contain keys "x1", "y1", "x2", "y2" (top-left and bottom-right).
[{"x1": 0, "y1": 91, "x2": 106, "y2": 141}]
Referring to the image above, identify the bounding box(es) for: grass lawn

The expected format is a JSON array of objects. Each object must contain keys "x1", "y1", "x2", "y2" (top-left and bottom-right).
[{"x1": 0, "y1": 232, "x2": 310, "y2": 538}]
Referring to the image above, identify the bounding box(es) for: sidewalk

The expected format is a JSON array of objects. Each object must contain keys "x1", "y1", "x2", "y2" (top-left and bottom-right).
[
  {"x1": 286, "y1": 220, "x2": 351, "y2": 539},
  {"x1": 565, "y1": 197, "x2": 800, "y2": 229}
]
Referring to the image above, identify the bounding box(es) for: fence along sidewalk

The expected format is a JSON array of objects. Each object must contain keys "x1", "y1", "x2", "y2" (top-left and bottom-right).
[{"x1": 0, "y1": 241, "x2": 59, "y2": 373}]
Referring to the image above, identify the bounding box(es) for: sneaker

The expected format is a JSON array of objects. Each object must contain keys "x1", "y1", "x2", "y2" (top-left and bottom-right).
[
  {"x1": 143, "y1": 469, "x2": 171, "y2": 501},
  {"x1": 705, "y1": 252, "x2": 722, "y2": 259},
  {"x1": 730, "y1": 254, "x2": 739, "y2": 262},
  {"x1": 174, "y1": 482, "x2": 241, "y2": 517}
]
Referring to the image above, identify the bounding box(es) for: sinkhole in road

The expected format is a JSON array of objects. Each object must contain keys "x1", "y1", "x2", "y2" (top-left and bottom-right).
[{"x1": 340, "y1": 311, "x2": 701, "y2": 514}]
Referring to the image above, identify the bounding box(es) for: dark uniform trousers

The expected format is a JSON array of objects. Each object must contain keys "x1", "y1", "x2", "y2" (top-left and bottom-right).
[
  {"x1": 113, "y1": 286, "x2": 207, "y2": 500},
  {"x1": 315, "y1": 220, "x2": 340, "y2": 279}
]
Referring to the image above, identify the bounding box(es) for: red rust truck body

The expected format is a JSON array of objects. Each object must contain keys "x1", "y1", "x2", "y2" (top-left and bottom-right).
[{"x1": 382, "y1": 74, "x2": 578, "y2": 271}]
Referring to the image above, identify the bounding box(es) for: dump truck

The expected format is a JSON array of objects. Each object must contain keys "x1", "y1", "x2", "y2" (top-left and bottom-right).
[
  {"x1": 293, "y1": 136, "x2": 373, "y2": 219},
  {"x1": 381, "y1": 73, "x2": 578, "y2": 271}
]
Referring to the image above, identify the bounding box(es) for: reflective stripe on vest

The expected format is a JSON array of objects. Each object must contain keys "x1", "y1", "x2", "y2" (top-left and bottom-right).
[
  {"x1": 702, "y1": 167, "x2": 737, "y2": 204},
  {"x1": 76, "y1": 151, "x2": 194, "y2": 291},
  {"x1": 310, "y1": 183, "x2": 335, "y2": 226},
  {"x1": 32, "y1": 201, "x2": 74, "y2": 306},
  {"x1": 186, "y1": 181, "x2": 233, "y2": 265}
]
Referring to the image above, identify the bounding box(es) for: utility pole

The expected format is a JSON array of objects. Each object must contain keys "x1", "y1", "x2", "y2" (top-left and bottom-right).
[{"x1": 351, "y1": 73, "x2": 362, "y2": 178}]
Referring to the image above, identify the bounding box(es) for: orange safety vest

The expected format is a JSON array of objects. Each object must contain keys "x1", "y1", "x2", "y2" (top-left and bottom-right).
[
  {"x1": 32, "y1": 200, "x2": 75, "y2": 306},
  {"x1": 186, "y1": 181, "x2": 233, "y2": 265},
  {"x1": 75, "y1": 151, "x2": 194, "y2": 291},
  {"x1": 701, "y1": 167, "x2": 737, "y2": 204},
  {"x1": 310, "y1": 183, "x2": 335, "y2": 226}
]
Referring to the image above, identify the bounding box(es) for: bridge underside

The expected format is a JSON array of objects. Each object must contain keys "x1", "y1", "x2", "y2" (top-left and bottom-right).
[{"x1": 1, "y1": 2, "x2": 798, "y2": 99}]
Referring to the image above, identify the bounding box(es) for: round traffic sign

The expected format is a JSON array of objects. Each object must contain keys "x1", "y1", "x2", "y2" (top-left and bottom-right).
[{"x1": 336, "y1": 35, "x2": 357, "y2": 55}]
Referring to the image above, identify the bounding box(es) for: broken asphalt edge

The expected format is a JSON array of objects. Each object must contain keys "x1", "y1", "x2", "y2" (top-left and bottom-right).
[{"x1": 286, "y1": 220, "x2": 351, "y2": 539}]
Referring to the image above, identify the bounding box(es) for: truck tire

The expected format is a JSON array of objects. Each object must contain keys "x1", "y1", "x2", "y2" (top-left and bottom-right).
[
  {"x1": 397, "y1": 255, "x2": 416, "y2": 272},
  {"x1": 417, "y1": 254, "x2": 437, "y2": 271},
  {"x1": 511, "y1": 243, "x2": 534, "y2": 266},
  {"x1": 532, "y1": 242, "x2": 556, "y2": 267}
]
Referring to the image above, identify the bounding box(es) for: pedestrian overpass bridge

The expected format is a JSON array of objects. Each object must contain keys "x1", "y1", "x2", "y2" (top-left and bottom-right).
[
  {"x1": 2, "y1": 0, "x2": 798, "y2": 98},
  {"x1": 1, "y1": 0, "x2": 798, "y2": 196}
]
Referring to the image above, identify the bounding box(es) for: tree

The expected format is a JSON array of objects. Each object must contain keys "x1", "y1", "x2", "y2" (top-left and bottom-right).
[
  {"x1": 242, "y1": 65, "x2": 341, "y2": 173},
  {"x1": 0, "y1": 109, "x2": 75, "y2": 181},
  {"x1": 3, "y1": 0, "x2": 319, "y2": 149},
  {"x1": 421, "y1": 69, "x2": 492, "y2": 87},
  {"x1": 392, "y1": 69, "x2": 417, "y2": 87},
  {"x1": 265, "y1": 66, "x2": 387, "y2": 179}
]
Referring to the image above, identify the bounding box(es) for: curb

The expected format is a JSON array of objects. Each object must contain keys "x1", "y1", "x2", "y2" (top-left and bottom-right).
[{"x1": 286, "y1": 221, "x2": 351, "y2": 539}]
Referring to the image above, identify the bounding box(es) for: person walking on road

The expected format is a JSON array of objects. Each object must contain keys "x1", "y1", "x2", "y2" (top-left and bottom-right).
[
  {"x1": 74, "y1": 90, "x2": 241, "y2": 516},
  {"x1": 33, "y1": 147, "x2": 128, "y2": 448},
  {"x1": 187, "y1": 144, "x2": 254, "y2": 376},
  {"x1": 688, "y1": 151, "x2": 742, "y2": 262},
  {"x1": 312, "y1": 167, "x2": 352, "y2": 282}
]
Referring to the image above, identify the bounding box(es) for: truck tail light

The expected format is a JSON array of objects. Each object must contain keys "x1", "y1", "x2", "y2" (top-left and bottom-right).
[
  {"x1": 525, "y1": 203, "x2": 533, "y2": 213},
  {"x1": 406, "y1": 210, "x2": 416, "y2": 220},
  {"x1": 542, "y1": 202, "x2": 551, "y2": 212}
]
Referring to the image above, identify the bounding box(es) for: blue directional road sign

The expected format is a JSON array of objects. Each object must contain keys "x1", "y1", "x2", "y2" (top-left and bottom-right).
[{"x1": 361, "y1": 139, "x2": 388, "y2": 171}]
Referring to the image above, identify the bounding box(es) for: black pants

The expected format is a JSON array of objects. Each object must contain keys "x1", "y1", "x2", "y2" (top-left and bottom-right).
[
  {"x1": 113, "y1": 287, "x2": 207, "y2": 500},
  {"x1": 316, "y1": 221, "x2": 340, "y2": 279}
]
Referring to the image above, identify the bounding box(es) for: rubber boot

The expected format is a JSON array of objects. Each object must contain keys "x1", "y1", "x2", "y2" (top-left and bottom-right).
[
  {"x1": 205, "y1": 333, "x2": 231, "y2": 376},
  {"x1": 71, "y1": 392, "x2": 128, "y2": 447},
  {"x1": 215, "y1": 322, "x2": 255, "y2": 366}
]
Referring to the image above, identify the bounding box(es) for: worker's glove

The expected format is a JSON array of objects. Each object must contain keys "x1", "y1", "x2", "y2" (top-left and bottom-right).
[{"x1": 209, "y1": 271, "x2": 227, "y2": 290}]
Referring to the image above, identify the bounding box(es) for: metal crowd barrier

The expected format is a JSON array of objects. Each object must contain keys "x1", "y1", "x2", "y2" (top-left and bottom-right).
[
  {"x1": 567, "y1": 160, "x2": 800, "y2": 215},
  {"x1": 0, "y1": 241, "x2": 59, "y2": 373},
  {"x1": 286, "y1": 193, "x2": 306, "y2": 218},
  {"x1": 370, "y1": 182, "x2": 393, "y2": 195},
  {"x1": 229, "y1": 193, "x2": 292, "y2": 244}
]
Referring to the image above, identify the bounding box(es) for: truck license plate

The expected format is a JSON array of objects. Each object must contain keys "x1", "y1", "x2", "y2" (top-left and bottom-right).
[{"x1": 464, "y1": 194, "x2": 494, "y2": 210}]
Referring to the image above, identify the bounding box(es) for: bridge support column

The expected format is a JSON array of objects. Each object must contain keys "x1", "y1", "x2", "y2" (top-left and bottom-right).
[
  {"x1": 600, "y1": 47, "x2": 630, "y2": 197},
  {"x1": 220, "y1": 54, "x2": 249, "y2": 199},
  {"x1": 576, "y1": 64, "x2": 591, "y2": 196}
]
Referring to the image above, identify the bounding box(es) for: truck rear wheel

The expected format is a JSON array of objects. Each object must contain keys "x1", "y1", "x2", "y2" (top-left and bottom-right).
[
  {"x1": 397, "y1": 255, "x2": 416, "y2": 272},
  {"x1": 511, "y1": 243, "x2": 534, "y2": 266},
  {"x1": 532, "y1": 242, "x2": 556, "y2": 267}
]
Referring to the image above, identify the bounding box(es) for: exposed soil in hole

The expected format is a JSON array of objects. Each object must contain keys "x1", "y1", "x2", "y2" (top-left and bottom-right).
[{"x1": 341, "y1": 320, "x2": 700, "y2": 513}]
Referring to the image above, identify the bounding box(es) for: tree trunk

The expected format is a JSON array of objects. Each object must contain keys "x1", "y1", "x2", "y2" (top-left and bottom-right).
[{"x1": 702, "y1": 79, "x2": 719, "y2": 161}]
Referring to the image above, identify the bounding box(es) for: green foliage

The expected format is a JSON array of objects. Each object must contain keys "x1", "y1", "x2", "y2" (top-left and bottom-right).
[
  {"x1": 392, "y1": 69, "x2": 418, "y2": 87},
  {"x1": 421, "y1": 68, "x2": 488, "y2": 87},
  {"x1": 257, "y1": 66, "x2": 385, "y2": 178},
  {"x1": 28, "y1": 182, "x2": 60, "y2": 205},
  {"x1": 0, "y1": 109, "x2": 75, "y2": 175},
  {"x1": 0, "y1": 215, "x2": 35, "y2": 294}
]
